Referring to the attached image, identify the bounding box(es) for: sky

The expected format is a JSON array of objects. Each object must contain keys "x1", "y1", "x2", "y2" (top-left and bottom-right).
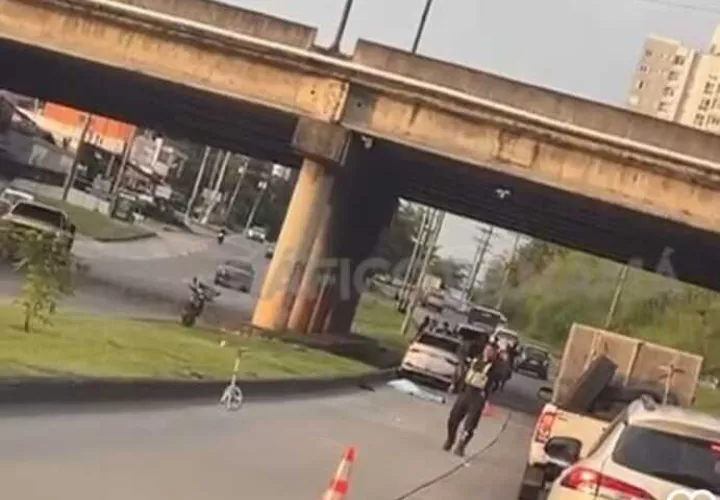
[{"x1": 230, "y1": 0, "x2": 720, "y2": 270}]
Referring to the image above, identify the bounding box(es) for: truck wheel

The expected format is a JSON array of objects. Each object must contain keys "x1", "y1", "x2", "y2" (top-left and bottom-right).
[
  {"x1": 517, "y1": 464, "x2": 545, "y2": 500},
  {"x1": 559, "y1": 354, "x2": 617, "y2": 413}
]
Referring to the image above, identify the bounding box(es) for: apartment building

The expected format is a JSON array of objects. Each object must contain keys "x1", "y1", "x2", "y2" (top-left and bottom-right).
[{"x1": 628, "y1": 25, "x2": 720, "y2": 134}]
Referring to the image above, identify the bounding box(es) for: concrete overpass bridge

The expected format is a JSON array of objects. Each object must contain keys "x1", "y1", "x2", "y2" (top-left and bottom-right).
[{"x1": 3, "y1": 0, "x2": 720, "y2": 335}]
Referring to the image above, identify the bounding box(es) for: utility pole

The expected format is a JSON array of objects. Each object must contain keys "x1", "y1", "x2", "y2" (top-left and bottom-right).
[
  {"x1": 464, "y1": 226, "x2": 494, "y2": 303},
  {"x1": 224, "y1": 157, "x2": 249, "y2": 223},
  {"x1": 201, "y1": 151, "x2": 230, "y2": 225},
  {"x1": 400, "y1": 210, "x2": 445, "y2": 335},
  {"x1": 111, "y1": 126, "x2": 137, "y2": 195},
  {"x1": 243, "y1": 179, "x2": 268, "y2": 232},
  {"x1": 398, "y1": 207, "x2": 430, "y2": 306},
  {"x1": 411, "y1": 0, "x2": 434, "y2": 53},
  {"x1": 495, "y1": 232, "x2": 522, "y2": 311},
  {"x1": 329, "y1": 0, "x2": 355, "y2": 53},
  {"x1": 62, "y1": 113, "x2": 92, "y2": 201},
  {"x1": 185, "y1": 146, "x2": 211, "y2": 220},
  {"x1": 604, "y1": 264, "x2": 630, "y2": 329},
  {"x1": 399, "y1": 208, "x2": 434, "y2": 311}
]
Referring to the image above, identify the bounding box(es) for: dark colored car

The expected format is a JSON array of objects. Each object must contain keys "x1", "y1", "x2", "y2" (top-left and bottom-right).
[
  {"x1": 515, "y1": 345, "x2": 550, "y2": 380},
  {"x1": 264, "y1": 242, "x2": 275, "y2": 259},
  {"x1": 214, "y1": 259, "x2": 254, "y2": 293}
]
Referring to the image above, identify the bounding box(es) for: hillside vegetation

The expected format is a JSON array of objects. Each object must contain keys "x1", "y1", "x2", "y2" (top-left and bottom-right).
[{"x1": 478, "y1": 241, "x2": 720, "y2": 376}]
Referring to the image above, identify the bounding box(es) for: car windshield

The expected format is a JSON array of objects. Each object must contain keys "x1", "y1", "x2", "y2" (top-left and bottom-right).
[
  {"x1": 226, "y1": 260, "x2": 253, "y2": 273},
  {"x1": 467, "y1": 307, "x2": 504, "y2": 327},
  {"x1": 524, "y1": 347, "x2": 548, "y2": 359},
  {"x1": 496, "y1": 330, "x2": 518, "y2": 344},
  {"x1": 612, "y1": 425, "x2": 720, "y2": 493},
  {"x1": 415, "y1": 334, "x2": 459, "y2": 354},
  {"x1": 11, "y1": 202, "x2": 64, "y2": 228}
]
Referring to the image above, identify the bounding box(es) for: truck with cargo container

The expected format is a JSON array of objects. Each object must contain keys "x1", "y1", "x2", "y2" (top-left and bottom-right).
[{"x1": 517, "y1": 323, "x2": 703, "y2": 500}]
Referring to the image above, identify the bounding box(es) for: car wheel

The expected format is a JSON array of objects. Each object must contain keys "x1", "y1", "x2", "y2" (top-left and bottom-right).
[{"x1": 517, "y1": 464, "x2": 545, "y2": 500}]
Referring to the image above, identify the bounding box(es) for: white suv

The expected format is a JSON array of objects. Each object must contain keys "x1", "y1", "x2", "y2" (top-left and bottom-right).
[{"x1": 543, "y1": 397, "x2": 720, "y2": 499}]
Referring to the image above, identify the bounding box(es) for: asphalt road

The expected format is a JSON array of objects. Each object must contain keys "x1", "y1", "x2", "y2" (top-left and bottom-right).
[
  {"x1": 0, "y1": 247, "x2": 549, "y2": 499},
  {"x1": 0, "y1": 371, "x2": 547, "y2": 500},
  {"x1": 0, "y1": 233, "x2": 270, "y2": 321}
]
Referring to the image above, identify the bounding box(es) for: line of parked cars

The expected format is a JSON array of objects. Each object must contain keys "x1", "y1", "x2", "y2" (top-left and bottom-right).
[{"x1": 398, "y1": 304, "x2": 552, "y2": 389}]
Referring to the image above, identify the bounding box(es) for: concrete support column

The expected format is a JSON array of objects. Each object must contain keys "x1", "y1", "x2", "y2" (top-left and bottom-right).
[
  {"x1": 251, "y1": 118, "x2": 350, "y2": 332},
  {"x1": 252, "y1": 159, "x2": 333, "y2": 331},
  {"x1": 323, "y1": 197, "x2": 397, "y2": 334},
  {"x1": 286, "y1": 208, "x2": 331, "y2": 333},
  {"x1": 321, "y1": 152, "x2": 400, "y2": 335}
]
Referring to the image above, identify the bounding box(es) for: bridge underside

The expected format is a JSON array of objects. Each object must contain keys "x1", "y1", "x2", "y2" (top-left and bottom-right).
[
  {"x1": 0, "y1": 38, "x2": 302, "y2": 167},
  {"x1": 2, "y1": 38, "x2": 719, "y2": 294},
  {"x1": 377, "y1": 140, "x2": 720, "y2": 291}
]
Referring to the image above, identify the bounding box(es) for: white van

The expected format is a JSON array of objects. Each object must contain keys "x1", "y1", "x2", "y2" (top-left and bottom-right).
[{"x1": 399, "y1": 332, "x2": 460, "y2": 386}]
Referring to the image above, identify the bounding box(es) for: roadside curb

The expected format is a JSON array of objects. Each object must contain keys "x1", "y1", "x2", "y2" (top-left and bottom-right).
[
  {"x1": 92, "y1": 232, "x2": 157, "y2": 243},
  {"x1": 0, "y1": 369, "x2": 398, "y2": 406}
]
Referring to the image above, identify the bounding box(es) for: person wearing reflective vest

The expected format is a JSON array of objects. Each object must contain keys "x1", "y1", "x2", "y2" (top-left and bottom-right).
[{"x1": 443, "y1": 343, "x2": 499, "y2": 457}]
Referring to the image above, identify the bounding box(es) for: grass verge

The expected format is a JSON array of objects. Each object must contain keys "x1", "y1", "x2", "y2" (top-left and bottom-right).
[
  {"x1": 354, "y1": 293, "x2": 411, "y2": 354},
  {"x1": 39, "y1": 197, "x2": 155, "y2": 242},
  {"x1": 695, "y1": 386, "x2": 720, "y2": 415},
  {"x1": 0, "y1": 306, "x2": 371, "y2": 380}
]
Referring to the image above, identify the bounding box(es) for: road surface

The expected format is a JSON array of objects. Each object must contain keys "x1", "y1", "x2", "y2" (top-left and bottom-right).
[
  {"x1": 0, "y1": 232, "x2": 270, "y2": 321},
  {"x1": 0, "y1": 371, "x2": 547, "y2": 500}
]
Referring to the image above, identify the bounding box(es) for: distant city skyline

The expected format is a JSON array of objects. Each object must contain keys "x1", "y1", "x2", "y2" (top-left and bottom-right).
[{"x1": 628, "y1": 23, "x2": 720, "y2": 133}]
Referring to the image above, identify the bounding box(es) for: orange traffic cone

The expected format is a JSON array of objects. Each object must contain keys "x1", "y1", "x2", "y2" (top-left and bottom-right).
[{"x1": 322, "y1": 446, "x2": 356, "y2": 500}]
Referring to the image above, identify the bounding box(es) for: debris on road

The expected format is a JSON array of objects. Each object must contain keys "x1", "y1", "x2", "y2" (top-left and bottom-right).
[{"x1": 387, "y1": 378, "x2": 447, "y2": 404}]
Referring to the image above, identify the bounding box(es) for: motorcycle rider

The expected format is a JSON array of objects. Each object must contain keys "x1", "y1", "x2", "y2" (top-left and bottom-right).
[
  {"x1": 443, "y1": 342, "x2": 499, "y2": 457},
  {"x1": 217, "y1": 228, "x2": 227, "y2": 245}
]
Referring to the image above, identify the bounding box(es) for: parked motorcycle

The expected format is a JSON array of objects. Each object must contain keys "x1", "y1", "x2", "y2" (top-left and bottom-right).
[{"x1": 181, "y1": 279, "x2": 219, "y2": 327}]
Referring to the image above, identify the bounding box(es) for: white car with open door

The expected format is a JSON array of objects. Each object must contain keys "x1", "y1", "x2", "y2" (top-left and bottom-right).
[
  {"x1": 542, "y1": 397, "x2": 720, "y2": 500},
  {"x1": 399, "y1": 332, "x2": 461, "y2": 387}
]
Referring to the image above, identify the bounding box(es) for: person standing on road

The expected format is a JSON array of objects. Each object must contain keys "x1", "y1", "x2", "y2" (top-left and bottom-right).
[
  {"x1": 449, "y1": 336, "x2": 474, "y2": 394},
  {"x1": 443, "y1": 343, "x2": 499, "y2": 457}
]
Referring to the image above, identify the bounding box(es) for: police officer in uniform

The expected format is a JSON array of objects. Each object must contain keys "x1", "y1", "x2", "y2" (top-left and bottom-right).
[{"x1": 443, "y1": 343, "x2": 499, "y2": 457}]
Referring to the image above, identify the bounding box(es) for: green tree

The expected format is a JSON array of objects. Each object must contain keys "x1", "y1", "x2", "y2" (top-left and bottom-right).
[
  {"x1": 13, "y1": 230, "x2": 74, "y2": 332},
  {"x1": 372, "y1": 202, "x2": 427, "y2": 275},
  {"x1": 430, "y1": 256, "x2": 469, "y2": 289}
]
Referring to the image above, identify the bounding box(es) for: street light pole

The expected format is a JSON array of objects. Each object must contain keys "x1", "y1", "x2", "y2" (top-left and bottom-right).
[
  {"x1": 201, "y1": 151, "x2": 230, "y2": 225},
  {"x1": 464, "y1": 226, "x2": 493, "y2": 303},
  {"x1": 224, "y1": 157, "x2": 249, "y2": 223},
  {"x1": 243, "y1": 179, "x2": 268, "y2": 232},
  {"x1": 495, "y1": 232, "x2": 522, "y2": 311},
  {"x1": 399, "y1": 208, "x2": 434, "y2": 311},
  {"x1": 400, "y1": 209, "x2": 444, "y2": 336},
  {"x1": 185, "y1": 146, "x2": 211, "y2": 220},
  {"x1": 111, "y1": 126, "x2": 137, "y2": 196},
  {"x1": 398, "y1": 207, "x2": 429, "y2": 304},
  {"x1": 604, "y1": 264, "x2": 630, "y2": 329},
  {"x1": 411, "y1": 0, "x2": 434, "y2": 53},
  {"x1": 62, "y1": 113, "x2": 92, "y2": 201},
  {"x1": 329, "y1": 0, "x2": 355, "y2": 53}
]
